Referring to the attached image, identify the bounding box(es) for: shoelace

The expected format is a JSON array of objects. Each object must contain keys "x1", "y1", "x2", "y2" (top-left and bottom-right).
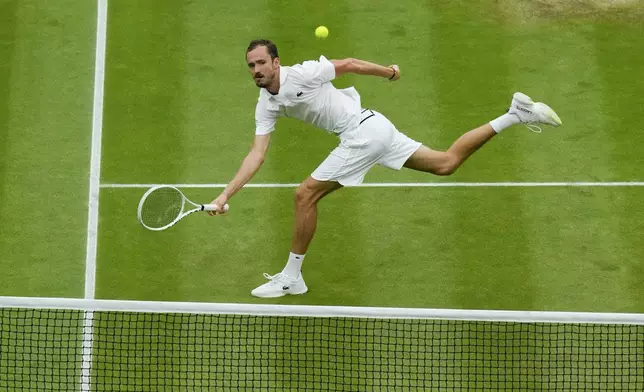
[
  {"x1": 509, "y1": 108, "x2": 543, "y2": 133},
  {"x1": 525, "y1": 124, "x2": 542, "y2": 133},
  {"x1": 262, "y1": 272, "x2": 291, "y2": 285}
]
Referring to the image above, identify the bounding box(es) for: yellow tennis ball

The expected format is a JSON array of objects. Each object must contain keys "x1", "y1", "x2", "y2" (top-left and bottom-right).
[{"x1": 315, "y1": 26, "x2": 329, "y2": 39}]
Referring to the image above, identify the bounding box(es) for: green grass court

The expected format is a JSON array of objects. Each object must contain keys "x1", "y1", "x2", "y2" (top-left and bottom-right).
[{"x1": 2, "y1": 0, "x2": 644, "y2": 310}]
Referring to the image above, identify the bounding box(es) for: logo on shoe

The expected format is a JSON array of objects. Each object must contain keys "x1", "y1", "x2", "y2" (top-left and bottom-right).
[
  {"x1": 282, "y1": 286, "x2": 290, "y2": 291},
  {"x1": 516, "y1": 105, "x2": 532, "y2": 114}
]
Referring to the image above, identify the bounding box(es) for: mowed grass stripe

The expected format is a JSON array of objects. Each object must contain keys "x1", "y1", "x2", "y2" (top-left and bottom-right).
[
  {"x1": 505, "y1": 19, "x2": 635, "y2": 312},
  {"x1": 177, "y1": 1, "x2": 294, "y2": 294},
  {"x1": 99, "y1": 0, "x2": 189, "y2": 298},
  {"x1": 102, "y1": 0, "x2": 186, "y2": 184},
  {"x1": 339, "y1": 0, "x2": 457, "y2": 307},
  {"x1": 419, "y1": 0, "x2": 537, "y2": 312},
  {"x1": 0, "y1": 0, "x2": 17, "y2": 210},
  {"x1": 592, "y1": 13, "x2": 644, "y2": 180},
  {"x1": 593, "y1": 19, "x2": 644, "y2": 311},
  {"x1": 171, "y1": 1, "x2": 274, "y2": 184},
  {"x1": 0, "y1": 0, "x2": 94, "y2": 297}
]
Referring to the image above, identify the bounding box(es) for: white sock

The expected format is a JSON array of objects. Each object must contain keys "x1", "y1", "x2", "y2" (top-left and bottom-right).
[
  {"x1": 489, "y1": 113, "x2": 520, "y2": 133},
  {"x1": 282, "y1": 252, "x2": 305, "y2": 278}
]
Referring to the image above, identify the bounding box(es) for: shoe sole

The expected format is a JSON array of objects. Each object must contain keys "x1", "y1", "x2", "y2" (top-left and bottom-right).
[{"x1": 251, "y1": 286, "x2": 308, "y2": 298}]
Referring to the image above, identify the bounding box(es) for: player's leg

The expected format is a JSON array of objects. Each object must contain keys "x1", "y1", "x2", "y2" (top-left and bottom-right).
[
  {"x1": 251, "y1": 115, "x2": 389, "y2": 298},
  {"x1": 291, "y1": 177, "x2": 343, "y2": 255},
  {"x1": 250, "y1": 178, "x2": 343, "y2": 299},
  {"x1": 401, "y1": 92, "x2": 563, "y2": 175},
  {"x1": 254, "y1": 178, "x2": 341, "y2": 296},
  {"x1": 402, "y1": 124, "x2": 496, "y2": 175}
]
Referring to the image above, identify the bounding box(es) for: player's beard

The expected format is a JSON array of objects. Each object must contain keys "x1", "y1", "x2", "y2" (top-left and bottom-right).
[{"x1": 254, "y1": 73, "x2": 271, "y2": 88}]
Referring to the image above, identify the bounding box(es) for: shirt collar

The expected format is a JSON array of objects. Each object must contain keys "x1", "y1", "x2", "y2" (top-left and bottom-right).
[
  {"x1": 279, "y1": 65, "x2": 287, "y2": 85},
  {"x1": 260, "y1": 66, "x2": 288, "y2": 101}
]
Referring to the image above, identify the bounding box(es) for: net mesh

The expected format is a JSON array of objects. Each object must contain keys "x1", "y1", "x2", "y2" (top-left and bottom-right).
[
  {"x1": 0, "y1": 309, "x2": 83, "y2": 391},
  {"x1": 139, "y1": 187, "x2": 184, "y2": 229},
  {"x1": 1, "y1": 307, "x2": 643, "y2": 391}
]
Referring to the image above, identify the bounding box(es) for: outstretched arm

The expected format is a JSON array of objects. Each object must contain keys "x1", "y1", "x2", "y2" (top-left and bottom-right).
[
  {"x1": 330, "y1": 58, "x2": 400, "y2": 80},
  {"x1": 208, "y1": 133, "x2": 271, "y2": 215}
]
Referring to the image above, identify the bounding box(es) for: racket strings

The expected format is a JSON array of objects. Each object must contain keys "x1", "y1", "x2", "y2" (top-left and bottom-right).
[{"x1": 140, "y1": 187, "x2": 184, "y2": 229}]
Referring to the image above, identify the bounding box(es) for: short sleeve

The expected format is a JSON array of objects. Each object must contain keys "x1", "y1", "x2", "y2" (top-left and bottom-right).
[
  {"x1": 298, "y1": 55, "x2": 336, "y2": 86},
  {"x1": 255, "y1": 96, "x2": 279, "y2": 135}
]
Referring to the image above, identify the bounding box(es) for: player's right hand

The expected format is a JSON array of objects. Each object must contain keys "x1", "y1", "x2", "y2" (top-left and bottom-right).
[{"x1": 207, "y1": 194, "x2": 229, "y2": 216}]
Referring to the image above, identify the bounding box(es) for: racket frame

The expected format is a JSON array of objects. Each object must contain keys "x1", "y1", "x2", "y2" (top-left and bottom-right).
[{"x1": 137, "y1": 185, "x2": 227, "y2": 231}]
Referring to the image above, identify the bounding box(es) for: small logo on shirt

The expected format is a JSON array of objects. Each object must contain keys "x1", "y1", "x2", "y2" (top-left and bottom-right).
[{"x1": 296, "y1": 91, "x2": 303, "y2": 97}]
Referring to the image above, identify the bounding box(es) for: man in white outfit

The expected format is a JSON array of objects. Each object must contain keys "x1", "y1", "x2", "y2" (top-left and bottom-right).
[{"x1": 209, "y1": 39, "x2": 562, "y2": 298}]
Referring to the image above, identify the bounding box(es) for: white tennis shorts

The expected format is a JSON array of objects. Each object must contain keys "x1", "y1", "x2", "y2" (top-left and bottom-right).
[{"x1": 311, "y1": 109, "x2": 422, "y2": 185}]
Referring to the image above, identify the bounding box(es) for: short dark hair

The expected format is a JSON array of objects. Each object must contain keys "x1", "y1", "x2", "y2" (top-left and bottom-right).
[{"x1": 246, "y1": 39, "x2": 278, "y2": 59}]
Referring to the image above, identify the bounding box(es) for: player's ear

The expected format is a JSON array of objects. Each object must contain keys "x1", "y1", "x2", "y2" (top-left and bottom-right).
[{"x1": 273, "y1": 57, "x2": 280, "y2": 68}]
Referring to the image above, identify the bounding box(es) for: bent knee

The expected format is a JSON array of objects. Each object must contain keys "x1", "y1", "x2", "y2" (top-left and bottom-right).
[
  {"x1": 294, "y1": 183, "x2": 322, "y2": 207},
  {"x1": 434, "y1": 154, "x2": 460, "y2": 176},
  {"x1": 295, "y1": 179, "x2": 341, "y2": 206},
  {"x1": 294, "y1": 186, "x2": 311, "y2": 204}
]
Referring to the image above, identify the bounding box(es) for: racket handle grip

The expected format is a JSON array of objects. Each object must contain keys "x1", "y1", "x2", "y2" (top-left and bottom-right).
[{"x1": 202, "y1": 203, "x2": 229, "y2": 212}]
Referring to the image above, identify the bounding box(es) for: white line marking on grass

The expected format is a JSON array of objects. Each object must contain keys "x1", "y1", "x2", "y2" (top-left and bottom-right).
[
  {"x1": 100, "y1": 181, "x2": 644, "y2": 189},
  {"x1": 85, "y1": 0, "x2": 107, "y2": 300},
  {"x1": 81, "y1": 1, "x2": 107, "y2": 391},
  {"x1": 80, "y1": 312, "x2": 94, "y2": 392}
]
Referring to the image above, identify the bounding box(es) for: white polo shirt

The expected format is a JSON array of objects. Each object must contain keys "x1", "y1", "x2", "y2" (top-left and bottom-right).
[{"x1": 255, "y1": 55, "x2": 362, "y2": 136}]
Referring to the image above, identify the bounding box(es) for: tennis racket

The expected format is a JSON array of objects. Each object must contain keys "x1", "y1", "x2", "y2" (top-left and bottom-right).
[{"x1": 137, "y1": 185, "x2": 229, "y2": 231}]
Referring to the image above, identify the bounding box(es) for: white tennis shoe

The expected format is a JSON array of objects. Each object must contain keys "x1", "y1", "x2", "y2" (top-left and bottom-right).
[
  {"x1": 251, "y1": 272, "x2": 308, "y2": 298},
  {"x1": 509, "y1": 92, "x2": 562, "y2": 132}
]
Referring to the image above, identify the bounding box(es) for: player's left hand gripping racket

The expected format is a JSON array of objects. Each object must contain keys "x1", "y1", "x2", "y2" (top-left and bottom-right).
[{"x1": 137, "y1": 185, "x2": 229, "y2": 231}]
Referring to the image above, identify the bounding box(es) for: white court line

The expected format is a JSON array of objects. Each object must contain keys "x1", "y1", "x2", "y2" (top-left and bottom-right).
[
  {"x1": 85, "y1": 0, "x2": 107, "y2": 300},
  {"x1": 100, "y1": 181, "x2": 644, "y2": 188},
  {"x1": 81, "y1": 0, "x2": 107, "y2": 391}
]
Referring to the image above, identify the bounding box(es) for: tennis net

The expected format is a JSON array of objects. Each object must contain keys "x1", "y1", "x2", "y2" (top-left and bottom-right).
[{"x1": 1, "y1": 296, "x2": 643, "y2": 391}]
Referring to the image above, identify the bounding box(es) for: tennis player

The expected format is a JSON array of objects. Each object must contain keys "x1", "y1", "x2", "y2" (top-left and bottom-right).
[{"x1": 209, "y1": 39, "x2": 562, "y2": 298}]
